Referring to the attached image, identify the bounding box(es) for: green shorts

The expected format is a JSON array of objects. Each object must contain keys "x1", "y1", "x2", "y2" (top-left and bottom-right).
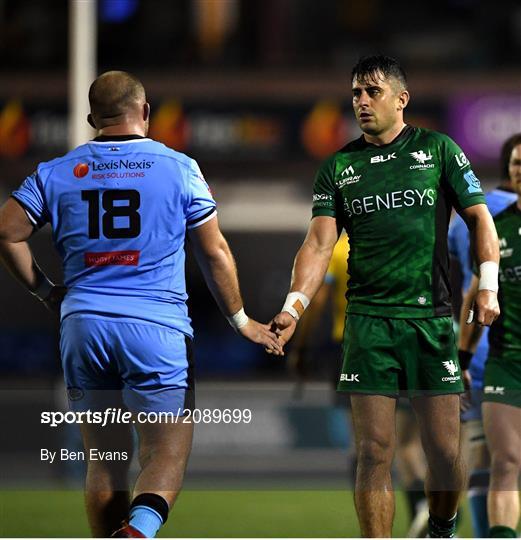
[
  {"x1": 338, "y1": 314, "x2": 463, "y2": 398},
  {"x1": 483, "y1": 356, "x2": 521, "y2": 408}
]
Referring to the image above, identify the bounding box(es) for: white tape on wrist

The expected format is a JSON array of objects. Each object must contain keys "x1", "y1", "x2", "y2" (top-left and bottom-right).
[
  {"x1": 226, "y1": 308, "x2": 249, "y2": 331},
  {"x1": 478, "y1": 261, "x2": 499, "y2": 292},
  {"x1": 282, "y1": 291, "x2": 310, "y2": 321},
  {"x1": 31, "y1": 276, "x2": 55, "y2": 301}
]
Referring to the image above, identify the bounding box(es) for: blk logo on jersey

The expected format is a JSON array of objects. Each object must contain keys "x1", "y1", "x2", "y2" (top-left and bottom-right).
[
  {"x1": 370, "y1": 152, "x2": 396, "y2": 164},
  {"x1": 73, "y1": 163, "x2": 89, "y2": 178}
]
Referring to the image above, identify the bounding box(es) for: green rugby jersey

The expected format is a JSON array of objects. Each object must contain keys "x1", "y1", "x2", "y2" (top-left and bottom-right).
[
  {"x1": 312, "y1": 125, "x2": 486, "y2": 318},
  {"x1": 488, "y1": 203, "x2": 521, "y2": 360}
]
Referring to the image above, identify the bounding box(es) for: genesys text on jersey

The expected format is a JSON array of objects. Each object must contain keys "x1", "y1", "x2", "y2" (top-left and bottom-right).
[
  {"x1": 91, "y1": 159, "x2": 154, "y2": 171},
  {"x1": 343, "y1": 188, "x2": 436, "y2": 218}
]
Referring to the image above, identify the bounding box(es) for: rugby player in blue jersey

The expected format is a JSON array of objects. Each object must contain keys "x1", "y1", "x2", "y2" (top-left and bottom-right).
[
  {"x1": 0, "y1": 71, "x2": 282, "y2": 538},
  {"x1": 449, "y1": 133, "x2": 520, "y2": 537}
]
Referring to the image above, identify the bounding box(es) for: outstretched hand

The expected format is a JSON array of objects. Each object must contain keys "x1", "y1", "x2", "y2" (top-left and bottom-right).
[
  {"x1": 239, "y1": 318, "x2": 285, "y2": 355},
  {"x1": 266, "y1": 311, "x2": 297, "y2": 355}
]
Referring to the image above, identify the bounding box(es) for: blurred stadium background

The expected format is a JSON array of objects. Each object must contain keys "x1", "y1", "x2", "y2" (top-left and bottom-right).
[{"x1": 0, "y1": 0, "x2": 520, "y2": 536}]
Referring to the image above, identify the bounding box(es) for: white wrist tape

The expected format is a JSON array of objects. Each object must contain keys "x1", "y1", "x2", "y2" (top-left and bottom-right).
[
  {"x1": 478, "y1": 261, "x2": 499, "y2": 292},
  {"x1": 282, "y1": 291, "x2": 310, "y2": 321},
  {"x1": 31, "y1": 276, "x2": 55, "y2": 301},
  {"x1": 226, "y1": 308, "x2": 249, "y2": 331}
]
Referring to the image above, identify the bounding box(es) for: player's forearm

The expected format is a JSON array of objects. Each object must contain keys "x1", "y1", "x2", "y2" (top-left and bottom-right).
[
  {"x1": 195, "y1": 241, "x2": 244, "y2": 317},
  {"x1": 469, "y1": 210, "x2": 499, "y2": 265},
  {"x1": 0, "y1": 240, "x2": 49, "y2": 292},
  {"x1": 289, "y1": 240, "x2": 333, "y2": 300}
]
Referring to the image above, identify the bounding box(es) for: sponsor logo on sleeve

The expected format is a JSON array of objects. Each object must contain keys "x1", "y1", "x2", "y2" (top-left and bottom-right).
[
  {"x1": 454, "y1": 152, "x2": 469, "y2": 169},
  {"x1": 464, "y1": 170, "x2": 482, "y2": 193},
  {"x1": 313, "y1": 193, "x2": 335, "y2": 208}
]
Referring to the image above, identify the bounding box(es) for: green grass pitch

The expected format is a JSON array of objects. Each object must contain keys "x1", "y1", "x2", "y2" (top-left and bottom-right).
[{"x1": 0, "y1": 489, "x2": 475, "y2": 537}]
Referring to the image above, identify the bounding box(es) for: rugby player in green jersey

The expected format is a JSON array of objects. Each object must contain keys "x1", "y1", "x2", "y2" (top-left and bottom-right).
[
  {"x1": 269, "y1": 55, "x2": 500, "y2": 537},
  {"x1": 459, "y1": 136, "x2": 521, "y2": 539}
]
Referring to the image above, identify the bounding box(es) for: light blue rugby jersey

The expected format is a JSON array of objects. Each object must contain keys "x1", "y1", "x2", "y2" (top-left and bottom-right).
[
  {"x1": 448, "y1": 187, "x2": 517, "y2": 386},
  {"x1": 12, "y1": 135, "x2": 216, "y2": 338}
]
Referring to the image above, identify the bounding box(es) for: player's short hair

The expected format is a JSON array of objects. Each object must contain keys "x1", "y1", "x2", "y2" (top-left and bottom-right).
[
  {"x1": 500, "y1": 132, "x2": 521, "y2": 180},
  {"x1": 88, "y1": 71, "x2": 146, "y2": 122},
  {"x1": 351, "y1": 55, "x2": 407, "y2": 91}
]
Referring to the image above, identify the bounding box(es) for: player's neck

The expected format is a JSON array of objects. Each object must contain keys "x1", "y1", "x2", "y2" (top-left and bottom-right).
[
  {"x1": 363, "y1": 122, "x2": 406, "y2": 146},
  {"x1": 98, "y1": 123, "x2": 147, "y2": 138}
]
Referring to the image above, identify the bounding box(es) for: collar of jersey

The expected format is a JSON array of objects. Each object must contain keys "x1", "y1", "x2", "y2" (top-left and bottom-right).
[
  {"x1": 358, "y1": 124, "x2": 413, "y2": 149},
  {"x1": 91, "y1": 135, "x2": 150, "y2": 143}
]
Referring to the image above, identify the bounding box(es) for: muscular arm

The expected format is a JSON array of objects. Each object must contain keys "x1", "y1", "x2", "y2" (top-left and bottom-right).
[
  {"x1": 459, "y1": 204, "x2": 500, "y2": 326},
  {"x1": 288, "y1": 216, "x2": 339, "y2": 298},
  {"x1": 460, "y1": 203, "x2": 499, "y2": 268},
  {"x1": 187, "y1": 215, "x2": 282, "y2": 352},
  {"x1": 187, "y1": 215, "x2": 243, "y2": 317},
  {"x1": 270, "y1": 216, "x2": 339, "y2": 347},
  {"x1": 0, "y1": 198, "x2": 64, "y2": 311},
  {"x1": 0, "y1": 197, "x2": 47, "y2": 292}
]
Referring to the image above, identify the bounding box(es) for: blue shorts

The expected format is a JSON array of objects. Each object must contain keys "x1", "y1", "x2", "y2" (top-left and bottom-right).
[{"x1": 60, "y1": 314, "x2": 195, "y2": 413}]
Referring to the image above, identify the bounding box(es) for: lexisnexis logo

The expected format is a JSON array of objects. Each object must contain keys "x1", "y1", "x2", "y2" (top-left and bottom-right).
[{"x1": 91, "y1": 159, "x2": 154, "y2": 171}]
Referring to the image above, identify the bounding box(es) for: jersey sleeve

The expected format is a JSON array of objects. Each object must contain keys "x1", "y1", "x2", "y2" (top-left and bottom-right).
[
  {"x1": 11, "y1": 170, "x2": 50, "y2": 228},
  {"x1": 441, "y1": 135, "x2": 486, "y2": 210},
  {"x1": 185, "y1": 159, "x2": 217, "y2": 229},
  {"x1": 312, "y1": 156, "x2": 337, "y2": 218}
]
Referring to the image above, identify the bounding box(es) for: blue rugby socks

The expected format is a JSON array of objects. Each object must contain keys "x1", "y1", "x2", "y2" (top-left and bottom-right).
[{"x1": 129, "y1": 493, "x2": 169, "y2": 538}]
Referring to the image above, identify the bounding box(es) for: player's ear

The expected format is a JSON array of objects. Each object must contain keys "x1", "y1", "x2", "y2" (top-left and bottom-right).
[
  {"x1": 397, "y1": 90, "x2": 409, "y2": 111},
  {"x1": 143, "y1": 103, "x2": 150, "y2": 122},
  {"x1": 87, "y1": 114, "x2": 96, "y2": 129}
]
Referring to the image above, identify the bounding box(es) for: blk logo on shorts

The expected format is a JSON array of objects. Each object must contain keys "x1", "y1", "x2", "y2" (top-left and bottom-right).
[{"x1": 340, "y1": 373, "x2": 360, "y2": 382}]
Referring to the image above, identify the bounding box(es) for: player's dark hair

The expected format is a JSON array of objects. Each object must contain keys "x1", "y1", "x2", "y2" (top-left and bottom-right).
[
  {"x1": 351, "y1": 55, "x2": 407, "y2": 90},
  {"x1": 88, "y1": 70, "x2": 146, "y2": 122},
  {"x1": 500, "y1": 132, "x2": 521, "y2": 180}
]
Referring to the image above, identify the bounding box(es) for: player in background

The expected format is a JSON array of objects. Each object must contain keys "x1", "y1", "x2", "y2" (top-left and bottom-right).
[
  {"x1": 459, "y1": 136, "x2": 521, "y2": 539},
  {"x1": 288, "y1": 234, "x2": 429, "y2": 536},
  {"x1": 269, "y1": 55, "x2": 500, "y2": 537},
  {"x1": 0, "y1": 71, "x2": 282, "y2": 538},
  {"x1": 450, "y1": 133, "x2": 520, "y2": 537}
]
